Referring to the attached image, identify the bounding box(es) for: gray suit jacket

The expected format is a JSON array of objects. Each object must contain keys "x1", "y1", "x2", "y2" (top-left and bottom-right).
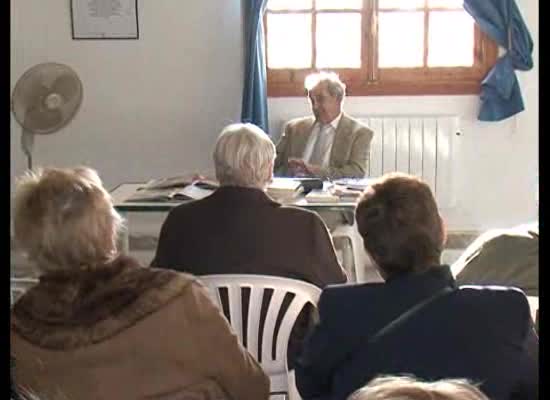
[{"x1": 274, "y1": 113, "x2": 374, "y2": 179}]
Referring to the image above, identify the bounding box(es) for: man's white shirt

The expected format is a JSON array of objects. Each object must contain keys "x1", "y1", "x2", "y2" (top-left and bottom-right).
[{"x1": 302, "y1": 113, "x2": 342, "y2": 167}]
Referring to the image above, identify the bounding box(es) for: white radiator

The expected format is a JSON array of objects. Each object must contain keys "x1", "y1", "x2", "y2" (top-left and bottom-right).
[{"x1": 358, "y1": 115, "x2": 460, "y2": 209}]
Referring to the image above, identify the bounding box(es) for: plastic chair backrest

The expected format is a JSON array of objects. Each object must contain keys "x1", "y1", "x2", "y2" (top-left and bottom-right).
[
  {"x1": 199, "y1": 274, "x2": 321, "y2": 393},
  {"x1": 331, "y1": 222, "x2": 375, "y2": 283},
  {"x1": 526, "y1": 296, "x2": 538, "y2": 323}
]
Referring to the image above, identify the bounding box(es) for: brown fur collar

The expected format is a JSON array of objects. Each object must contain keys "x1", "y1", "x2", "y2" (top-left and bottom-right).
[{"x1": 12, "y1": 255, "x2": 194, "y2": 350}]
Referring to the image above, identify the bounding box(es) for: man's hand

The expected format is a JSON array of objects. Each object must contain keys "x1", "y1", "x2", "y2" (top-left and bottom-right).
[
  {"x1": 288, "y1": 158, "x2": 308, "y2": 176},
  {"x1": 192, "y1": 173, "x2": 207, "y2": 181},
  {"x1": 304, "y1": 163, "x2": 322, "y2": 177},
  {"x1": 288, "y1": 158, "x2": 322, "y2": 177}
]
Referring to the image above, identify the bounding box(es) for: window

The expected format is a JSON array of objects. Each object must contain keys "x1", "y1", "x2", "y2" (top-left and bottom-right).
[{"x1": 265, "y1": 0, "x2": 497, "y2": 96}]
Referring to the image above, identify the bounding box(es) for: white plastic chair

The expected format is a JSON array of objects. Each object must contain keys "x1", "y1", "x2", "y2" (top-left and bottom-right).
[
  {"x1": 526, "y1": 296, "x2": 539, "y2": 323},
  {"x1": 331, "y1": 221, "x2": 383, "y2": 283},
  {"x1": 199, "y1": 274, "x2": 321, "y2": 399},
  {"x1": 10, "y1": 277, "x2": 38, "y2": 306}
]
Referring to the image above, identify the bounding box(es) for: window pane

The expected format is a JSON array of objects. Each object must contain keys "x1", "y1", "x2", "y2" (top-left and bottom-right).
[
  {"x1": 379, "y1": 12, "x2": 424, "y2": 67},
  {"x1": 428, "y1": 11, "x2": 474, "y2": 66},
  {"x1": 316, "y1": 0, "x2": 362, "y2": 10},
  {"x1": 379, "y1": 0, "x2": 424, "y2": 10},
  {"x1": 267, "y1": 0, "x2": 312, "y2": 11},
  {"x1": 427, "y1": 0, "x2": 463, "y2": 9},
  {"x1": 267, "y1": 14, "x2": 312, "y2": 68},
  {"x1": 316, "y1": 13, "x2": 362, "y2": 68}
]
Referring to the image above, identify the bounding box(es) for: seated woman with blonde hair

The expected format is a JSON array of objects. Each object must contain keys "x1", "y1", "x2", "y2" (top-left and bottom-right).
[
  {"x1": 10, "y1": 166, "x2": 269, "y2": 400},
  {"x1": 348, "y1": 376, "x2": 489, "y2": 400}
]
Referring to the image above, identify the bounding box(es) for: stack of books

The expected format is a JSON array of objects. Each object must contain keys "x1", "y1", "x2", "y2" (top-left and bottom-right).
[{"x1": 267, "y1": 178, "x2": 304, "y2": 202}]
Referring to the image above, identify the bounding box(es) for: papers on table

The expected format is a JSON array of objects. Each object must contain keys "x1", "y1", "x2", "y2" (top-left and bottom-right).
[
  {"x1": 268, "y1": 177, "x2": 302, "y2": 192},
  {"x1": 123, "y1": 176, "x2": 371, "y2": 204},
  {"x1": 143, "y1": 175, "x2": 219, "y2": 191},
  {"x1": 125, "y1": 180, "x2": 217, "y2": 202},
  {"x1": 126, "y1": 188, "x2": 180, "y2": 202},
  {"x1": 332, "y1": 178, "x2": 372, "y2": 191},
  {"x1": 178, "y1": 183, "x2": 214, "y2": 200},
  {"x1": 304, "y1": 189, "x2": 340, "y2": 203},
  {"x1": 329, "y1": 185, "x2": 363, "y2": 201},
  {"x1": 329, "y1": 178, "x2": 373, "y2": 201}
]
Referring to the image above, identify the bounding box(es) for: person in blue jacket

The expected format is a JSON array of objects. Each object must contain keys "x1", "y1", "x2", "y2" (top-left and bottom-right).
[{"x1": 295, "y1": 172, "x2": 538, "y2": 400}]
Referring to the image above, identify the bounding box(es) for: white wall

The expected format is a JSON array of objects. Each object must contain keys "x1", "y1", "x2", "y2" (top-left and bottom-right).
[
  {"x1": 11, "y1": 0, "x2": 243, "y2": 192},
  {"x1": 11, "y1": 0, "x2": 538, "y2": 232},
  {"x1": 269, "y1": 0, "x2": 538, "y2": 231}
]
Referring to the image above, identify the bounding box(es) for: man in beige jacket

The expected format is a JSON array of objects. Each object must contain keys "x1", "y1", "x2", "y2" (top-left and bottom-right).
[{"x1": 274, "y1": 71, "x2": 374, "y2": 180}]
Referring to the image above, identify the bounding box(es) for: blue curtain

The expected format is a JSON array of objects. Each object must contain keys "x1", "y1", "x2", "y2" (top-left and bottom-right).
[
  {"x1": 241, "y1": 0, "x2": 269, "y2": 133},
  {"x1": 463, "y1": 0, "x2": 533, "y2": 121}
]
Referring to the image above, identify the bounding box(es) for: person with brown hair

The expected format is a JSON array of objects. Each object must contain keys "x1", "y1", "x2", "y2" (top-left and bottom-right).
[
  {"x1": 11, "y1": 166, "x2": 269, "y2": 400},
  {"x1": 348, "y1": 376, "x2": 489, "y2": 400},
  {"x1": 295, "y1": 172, "x2": 538, "y2": 400}
]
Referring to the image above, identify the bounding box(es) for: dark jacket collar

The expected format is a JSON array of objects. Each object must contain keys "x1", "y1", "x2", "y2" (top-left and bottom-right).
[
  {"x1": 212, "y1": 185, "x2": 280, "y2": 207},
  {"x1": 384, "y1": 265, "x2": 457, "y2": 297}
]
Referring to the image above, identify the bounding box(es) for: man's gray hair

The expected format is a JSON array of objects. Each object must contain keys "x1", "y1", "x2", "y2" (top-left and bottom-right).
[
  {"x1": 304, "y1": 71, "x2": 346, "y2": 100},
  {"x1": 213, "y1": 123, "x2": 275, "y2": 189}
]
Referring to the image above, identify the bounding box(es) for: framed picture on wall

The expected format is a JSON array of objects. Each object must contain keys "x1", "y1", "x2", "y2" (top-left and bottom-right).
[{"x1": 71, "y1": 0, "x2": 139, "y2": 40}]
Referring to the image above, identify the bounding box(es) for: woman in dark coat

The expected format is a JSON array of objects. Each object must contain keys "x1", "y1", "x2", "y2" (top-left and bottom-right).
[{"x1": 295, "y1": 173, "x2": 538, "y2": 400}]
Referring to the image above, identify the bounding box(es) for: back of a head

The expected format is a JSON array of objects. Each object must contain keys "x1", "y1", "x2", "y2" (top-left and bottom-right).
[
  {"x1": 13, "y1": 166, "x2": 122, "y2": 274},
  {"x1": 348, "y1": 376, "x2": 489, "y2": 400},
  {"x1": 213, "y1": 122, "x2": 276, "y2": 188},
  {"x1": 355, "y1": 173, "x2": 445, "y2": 278}
]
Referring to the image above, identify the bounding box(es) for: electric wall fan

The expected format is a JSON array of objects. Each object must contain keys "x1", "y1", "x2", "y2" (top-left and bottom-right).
[{"x1": 11, "y1": 63, "x2": 83, "y2": 169}]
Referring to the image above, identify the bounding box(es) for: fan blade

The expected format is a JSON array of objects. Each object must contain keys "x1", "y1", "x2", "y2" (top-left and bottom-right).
[
  {"x1": 12, "y1": 83, "x2": 50, "y2": 127},
  {"x1": 51, "y1": 73, "x2": 81, "y2": 102},
  {"x1": 24, "y1": 83, "x2": 50, "y2": 107},
  {"x1": 24, "y1": 106, "x2": 63, "y2": 134}
]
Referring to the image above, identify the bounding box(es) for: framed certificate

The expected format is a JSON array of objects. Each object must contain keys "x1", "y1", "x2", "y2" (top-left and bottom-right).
[{"x1": 71, "y1": 0, "x2": 139, "y2": 40}]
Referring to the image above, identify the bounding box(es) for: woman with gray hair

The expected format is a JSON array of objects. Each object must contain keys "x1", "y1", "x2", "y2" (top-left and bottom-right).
[
  {"x1": 348, "y1": 376, "x2": 489, "y2": 400},
  {"x1": 10, "y1": 166, "x2": 269, "y2": 400},
  {"x1": 152, "y1": 123, "x2": 346, "y2": 368},
  {"x1": 213, "y1": 122, "x2": 277, "y2": 188},
  {"x1": 152, "y1": 122, "x2": 345, "y2": 289}
]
